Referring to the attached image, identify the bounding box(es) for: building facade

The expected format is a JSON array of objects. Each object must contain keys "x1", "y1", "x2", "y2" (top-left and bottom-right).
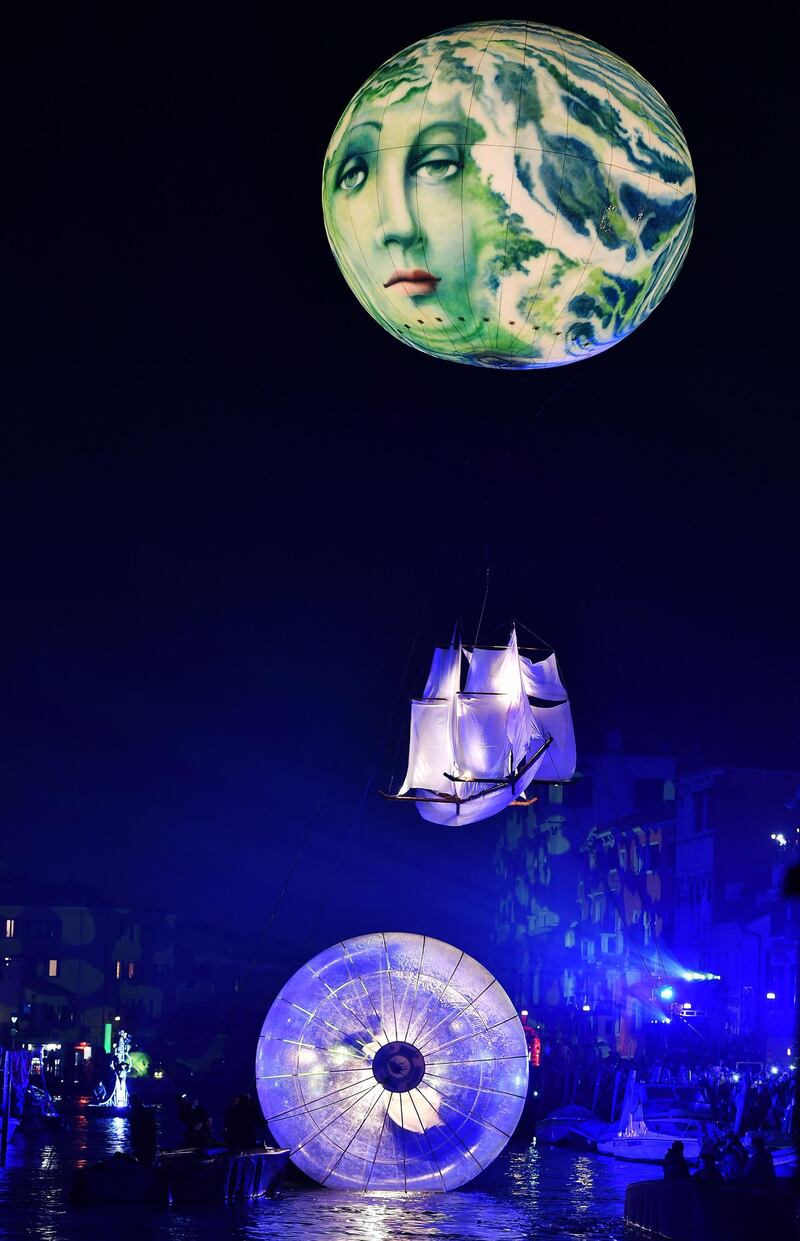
[
  {"x1": 0, "y1": 875, "x2": 290, "y2": 1087},
  {"x1": 0, "y1": 880, "x2": 177, "y2": 1060},
  {"x1": 493, "y1": 744, "x2": 677, "y2": 1058},
  {"x1": 673, "y1": 767, "x2": 800, "y2": 1060}
]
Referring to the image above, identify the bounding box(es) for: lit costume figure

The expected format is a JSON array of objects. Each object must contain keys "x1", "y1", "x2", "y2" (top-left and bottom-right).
[
  {"x1": 103, "y1": 1029, "x2": 132, "y2": 1110},
  {"x1": 323, "y1": 21, "x2": 695, "y2": 369}
]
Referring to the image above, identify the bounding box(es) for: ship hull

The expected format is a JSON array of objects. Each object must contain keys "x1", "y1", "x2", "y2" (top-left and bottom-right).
[{"x1": 415, "y1": 767, "x2": 538, "y2": 826}]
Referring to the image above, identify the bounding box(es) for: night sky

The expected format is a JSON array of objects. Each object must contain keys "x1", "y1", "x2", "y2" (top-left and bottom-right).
[{"x1": 2, "y1": 8, "x2": 796, "y2": 965}]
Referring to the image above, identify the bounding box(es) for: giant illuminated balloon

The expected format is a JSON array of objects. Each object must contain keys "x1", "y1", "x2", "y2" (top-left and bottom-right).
[
  {"x1": 322, "y1": 21, "x2": 695, "y2": 369},
  {"x1": 255, "y1": 932, "x2": 528, "y2": 1190}
]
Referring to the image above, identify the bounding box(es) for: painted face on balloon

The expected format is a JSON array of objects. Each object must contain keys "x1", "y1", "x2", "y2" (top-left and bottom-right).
[
  {"x1": 325, "y1": 96, "x2": 492, "y2": 338},
  {"x1": 324, "y1": 80, "x2": 611, "y2": 366},
  {"x1": 322, "y1": 22, "x2": 696, "y2": 370}
]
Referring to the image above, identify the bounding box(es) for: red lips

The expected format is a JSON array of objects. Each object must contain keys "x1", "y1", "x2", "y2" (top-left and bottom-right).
[{"x1": 383, "y1": 268, "x2": 441, "y2": 290}]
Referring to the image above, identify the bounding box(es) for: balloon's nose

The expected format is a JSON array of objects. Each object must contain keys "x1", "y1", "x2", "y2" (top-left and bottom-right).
[{"x1": 376, "y1": 155, "x2": 421, "y2": 250}]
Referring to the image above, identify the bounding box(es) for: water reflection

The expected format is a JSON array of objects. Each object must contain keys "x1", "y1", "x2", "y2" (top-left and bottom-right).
[
  {"x1": 570, "y1": 1154, "x2": 596, "y2": 1211},
  {"x1": 1, "y1": 1118, "x2": 651, "y2": 1241}
]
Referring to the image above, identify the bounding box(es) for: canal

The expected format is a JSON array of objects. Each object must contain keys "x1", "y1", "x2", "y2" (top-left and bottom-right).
[{"x1": 0, "y1": 1112, "x2": 654, "y2": 1240}]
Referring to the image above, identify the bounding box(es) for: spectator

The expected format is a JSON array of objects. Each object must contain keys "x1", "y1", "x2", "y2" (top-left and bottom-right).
[
  {"x1": 663, "y1": 1140, "x2": 691, "y2": 1181},
  {"x1": 719, "y1": 1131, "x2": 747, "y2": 1182},
  {"x1": 129, "y1": 1097, "x2": 157, "y2": 1166},
  {"x1": 743, "y1": 1134, "x2": 776, "y2": 1186}
]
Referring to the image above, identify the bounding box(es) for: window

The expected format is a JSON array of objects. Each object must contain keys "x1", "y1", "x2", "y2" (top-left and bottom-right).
[
  {"x1": 127, "y1": 962, "x2": 135, "y2": 980},
  {"x1": 115, "y1": 960, "x2": 122, "y2": 980},
  {"x1": 548, "y1": 784, "x2": 563, "y2": 804},
  {"x1": 4, "y1": 919, "x2": 14, "y2": 938},
  {"x1": 48, "y1": 959, "x2": 58, "y2": 978}
]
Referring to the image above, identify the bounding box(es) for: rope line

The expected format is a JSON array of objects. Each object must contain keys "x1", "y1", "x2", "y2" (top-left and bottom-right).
[{"x1": 305, "y1": 606, "x2": 427, "y2": 949}]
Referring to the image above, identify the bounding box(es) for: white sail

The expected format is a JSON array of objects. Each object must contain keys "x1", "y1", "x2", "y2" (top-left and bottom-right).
[
  {"x1": 423, "y1": 645, "x2": 461, "y2": 701},
  {"x1": 398, "y1": 699, "x2": 456, "y2": 796},
  {"x1": 529, "y1": 700, "x2": 576, "y2": 782},
  {"x1": 455, "y1": 692, "x2": 513, "y2": 782},
  {"x1": 520, "y1": 651, "x2": 568, "y2": 702},
  {"x1": 465, "y1": 629, "x2": 542, "y2": 770},
  {"x1": 398, "y1": 644, "x2": 461, "y2": 796}
]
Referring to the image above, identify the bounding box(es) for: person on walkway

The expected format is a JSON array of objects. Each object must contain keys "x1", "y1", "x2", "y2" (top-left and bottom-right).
[
  {"x1": 224, "y1": 1093, "x2": 260, "y2": 1150},
  {"x1": 743, "y1": 1134, "x2": 776, "y2": 1186},
  {"x1": 178, "y1": 1096, "x2": 213, "y2": 1147},
  {"x1": 129, "y1": 1097, "x2": 157, "y2": 1166},
  {"x1": 663, "y1": 1140, "x2": 691, "y2": 1180},
  {"x1": 693, "y1": 1151, "x2": 722, "y2": 1183},
  {"x1": 719, "y1": 1131, "x2": 747, "y2": 1182}
]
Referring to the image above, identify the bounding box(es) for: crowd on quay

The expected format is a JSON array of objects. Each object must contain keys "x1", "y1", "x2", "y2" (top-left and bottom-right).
[
  {"x1": 663, "y1": 1131, "x2": 778, "y2": 1187},
  {"x1": 646, "y1": 1059, "x2": 796, "y2": 1136},
  {"x1": 174, "y1": 1091, "x2": 265, "y2": 1151},
  {"x1": 124, "y1": 1091, "x2": 268, "y2": 1163},
  {"x1": 529, "y1": 1024, "x2": 797, "y2": 1138}
]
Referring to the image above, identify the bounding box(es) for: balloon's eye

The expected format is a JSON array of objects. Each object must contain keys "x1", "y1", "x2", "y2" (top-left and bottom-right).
[
  {"x1": 412, "y1": 147, "x2": 462, "y2": 182},
  {"x1": 337, "y1": 157, "x2": 367, "y2": 191}
]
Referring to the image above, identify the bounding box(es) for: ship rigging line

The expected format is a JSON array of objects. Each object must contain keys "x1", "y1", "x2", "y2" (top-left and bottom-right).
[
  {"x1": 304, "y1": 604, "x2": 428, "y2": 950},
  {"x1": 473, "y1": 566, "x2": 490, "y2": 649},
  {"x1": 386, "y1": 609, "x2": 433, "y2": 797},
  {"x1": 232, "y1": 769, "x2": 334, "y2": 1019},
  {"x1": 473, "y1": 499, "x2": 490, "y2": 649}
]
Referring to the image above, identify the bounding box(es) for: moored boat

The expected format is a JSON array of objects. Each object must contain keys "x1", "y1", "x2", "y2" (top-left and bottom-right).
[
  {"x1": 159, "y1": 1144, "x2": 290, "y2": 1203},
  {"x1": 536, "y1": 1104, "x2": 609, "y2": 1150}
]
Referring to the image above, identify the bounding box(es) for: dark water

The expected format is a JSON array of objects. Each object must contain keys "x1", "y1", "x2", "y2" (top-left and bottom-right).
[{"x1": 0, "y1": 1112, "x2": 650, "y2": 1240}]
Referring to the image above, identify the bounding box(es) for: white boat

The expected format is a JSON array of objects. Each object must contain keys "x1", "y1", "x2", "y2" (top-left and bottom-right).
[
  {"x1": 383, "y1": 625, "x2": 575, "y2": 825},
  {"x1": 597, "y1": 1107, "x2": 706, "y2": 1163}
]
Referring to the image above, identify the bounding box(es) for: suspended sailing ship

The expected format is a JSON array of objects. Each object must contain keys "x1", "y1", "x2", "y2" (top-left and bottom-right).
[{"x1": 384, "y1": 626, "x2": 576, "y2": 826}]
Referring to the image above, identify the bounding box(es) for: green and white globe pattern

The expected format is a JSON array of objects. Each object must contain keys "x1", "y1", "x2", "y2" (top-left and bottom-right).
[{"x1": 322, "y1": 21, "x2": 695, "y2": 369}]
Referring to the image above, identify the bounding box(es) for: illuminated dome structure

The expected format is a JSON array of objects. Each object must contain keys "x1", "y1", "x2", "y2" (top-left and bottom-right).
[
  {"x1": 323, "y1": 20, "x2": 695, "y2": 370},
  {"x1": 255, "y1": 932, "x2": 528, "y2": 1190}
]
